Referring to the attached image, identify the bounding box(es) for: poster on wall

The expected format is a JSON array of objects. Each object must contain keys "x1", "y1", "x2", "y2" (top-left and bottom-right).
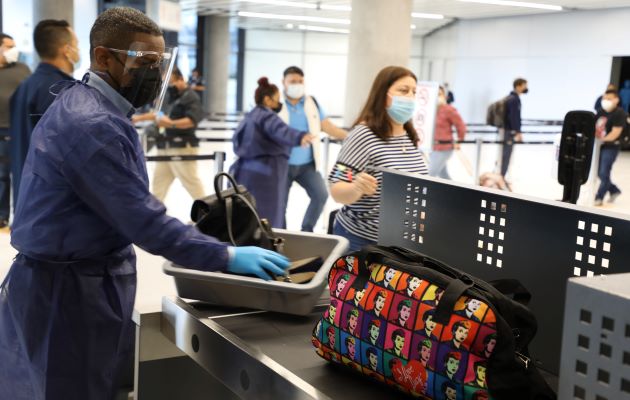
[{"x1": 413, "y1": 81, "x2": 440, "y2": 155}]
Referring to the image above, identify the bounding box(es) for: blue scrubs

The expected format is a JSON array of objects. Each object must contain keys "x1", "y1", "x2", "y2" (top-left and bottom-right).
[
  {"x1": 9, "y1": 63, "x2": 72, "y2": 206},
  {"x1": 229, "y1": 106, "x2": 305, "y2": 228},
  {"x1": 0, "y1": 71, "x2": 229, "y2": 400}
]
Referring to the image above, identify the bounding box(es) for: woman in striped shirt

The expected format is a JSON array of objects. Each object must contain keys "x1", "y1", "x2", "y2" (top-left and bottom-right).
[{"x1": 328, "y1": 66, "x2": 428, "y2": 251}]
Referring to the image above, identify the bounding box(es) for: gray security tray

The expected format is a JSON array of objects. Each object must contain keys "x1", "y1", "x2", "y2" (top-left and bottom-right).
[{"x1": 163, "y1": 229, "x2": 349, "y2": 315}]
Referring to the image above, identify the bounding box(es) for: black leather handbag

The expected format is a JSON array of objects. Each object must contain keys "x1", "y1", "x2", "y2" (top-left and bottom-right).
[{"x1": 191, "y1": 172, "x2": 284, "y2": 252}]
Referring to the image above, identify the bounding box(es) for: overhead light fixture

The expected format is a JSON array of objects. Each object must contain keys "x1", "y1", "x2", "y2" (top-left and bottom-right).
[
  {"x1": 456, "y1": 0, "x2": 562, "y2": 11},
  {"x1": 238, "y1": 11, "x2": 350, "y2": 24},
  {"x1": 239, "y1": 0, "x2": 351, "y2": 11},
  {"x1": 410, "y1": 24, "x2": 417, "y2": 30},
  {"x1": 411, "y1": 12, "x2": 445, "y2": 20},
  {"x1": 297, "y1": 24, "x2": 349, "y2": 34},
  {"x1": 285, "y1": 23, "x2": 294, "y2": 29}
]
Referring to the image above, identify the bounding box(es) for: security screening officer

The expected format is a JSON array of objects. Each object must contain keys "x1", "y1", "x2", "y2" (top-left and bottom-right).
[
  {"x1": 133, "y1": 66, "x2": 206, "y2": 202},
  {"x1": 0, "y1": 8, "x2": 289, "y2": 400}
]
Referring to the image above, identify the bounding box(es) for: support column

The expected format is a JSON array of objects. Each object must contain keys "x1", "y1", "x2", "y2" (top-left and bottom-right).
[
  {"x1": 201, "y1": 15, "x2": 230, "y2": 115},
  {"x1": 33, "y1": 0, "x2": 73, "y2": 30},
  {"x1": 343, "y1": 0, "x2": 413, "y2": 126}
]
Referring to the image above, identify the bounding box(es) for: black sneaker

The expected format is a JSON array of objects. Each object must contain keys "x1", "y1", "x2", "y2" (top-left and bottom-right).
[{"x1": 608, "y1": 192, "x2": 621, "y2": 203}]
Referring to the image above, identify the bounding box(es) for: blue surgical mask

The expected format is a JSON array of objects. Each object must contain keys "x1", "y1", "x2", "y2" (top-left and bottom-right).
[{"x1": 386, "y1": 95, "x2": 416, "y2": 124}]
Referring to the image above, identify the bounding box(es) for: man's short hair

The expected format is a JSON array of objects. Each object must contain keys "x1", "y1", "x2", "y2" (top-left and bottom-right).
[
  {"x1": 347, "y1": 308, "x2": 359, "y2": 319},
  {"x1": 0, "y1": 33, "x2": 13, "y2": 43},
  {"x1": 171, "y1": 66, "x2": 184, "y2": 80},
  {"x1": 513, "y1": 78, "x2": 527, "y2": 89},
  {"x1": 283, "y1": 65, "x2": 304, "y2": 77},
  {"x1": 366, "y1": 347, "x2": 377, "y2": 357},
  {"x1": 605, "y1": 89, "x2": 620, "y2": 98},
  {"x1": 422, "y1": 309, "x2": 435, "y2": 323},
  {"x1": 330, "y1": 299, "x2": 338, "y2": 307},
  {"x1": 89, "y1": 7, "x2": 162, "y2": 61},
  {"x1": 33, "y1": 19, "x2": 71, "y2": 59},
  {"x1": 345, "y1": 336, "x2": 355, "y2": 347}
]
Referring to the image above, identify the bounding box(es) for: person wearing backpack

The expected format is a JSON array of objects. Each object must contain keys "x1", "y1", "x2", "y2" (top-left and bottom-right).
[
  {"x1": 594, "y1": 89, "x2": 625, "y2": 206},
  {"x1": 500, "y1": 78, "x2": 528, "y2": 178},
  {"x1": 278, "y1": 66, "x2": 348, "y2": 232}
]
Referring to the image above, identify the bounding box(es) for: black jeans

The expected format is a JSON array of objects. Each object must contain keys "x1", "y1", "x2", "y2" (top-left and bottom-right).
[{"x1": 500, "y1": 129, "x2": 515, "y2": 177}]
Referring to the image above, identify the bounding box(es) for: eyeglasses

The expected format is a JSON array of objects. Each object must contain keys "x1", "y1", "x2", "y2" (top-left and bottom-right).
[{"x1": 106, "y1": 47, "x2": 172, "y2": 67}]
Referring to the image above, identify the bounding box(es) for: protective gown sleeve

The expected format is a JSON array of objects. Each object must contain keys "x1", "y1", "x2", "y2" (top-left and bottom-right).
[
  {"x1": 60, "y1": 130, "x2": 229, "y2": 271},
  {"x1": 260, "y1": 111, "x2": 306, "y2": 147}
]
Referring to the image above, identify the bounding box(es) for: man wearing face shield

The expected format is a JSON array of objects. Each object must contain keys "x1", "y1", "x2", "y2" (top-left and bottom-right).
[
  {"x1": 9, "y1": 20, "x2": 78, "y2": 210},
  {"x1": 0, "y1": 33, "x2": 31, "y2": 228},
  {"x1": 0, "y1": 7, "x2": 289, "y2": 400}
]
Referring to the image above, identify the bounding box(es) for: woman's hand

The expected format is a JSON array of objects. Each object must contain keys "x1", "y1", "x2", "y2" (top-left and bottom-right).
[
  {"x1": 353, "y1": 172, "x2": 378, "y2": 196},
  {"x1": 301, "y1": 133, "x2": 317, "y2": 147}
]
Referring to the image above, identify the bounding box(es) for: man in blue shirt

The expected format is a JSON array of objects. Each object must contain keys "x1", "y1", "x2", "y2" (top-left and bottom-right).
[
  {"x1": 9, "y1": 19, "x2": 77, "y2": 209},
  {"x1": 501, "y1": 77, "x2": 528, "y2": 178},
  {"x1": 279, "y1": 66, "x2": 347, "y2": 231},
  {"x1": 0, "y1": 8, "x2": 288, "y2": 400}
]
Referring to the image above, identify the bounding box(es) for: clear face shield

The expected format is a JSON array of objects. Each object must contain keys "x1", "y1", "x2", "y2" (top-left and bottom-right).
[{"x1": 107, "y1": 42, "x2": 178, "y2": 110}]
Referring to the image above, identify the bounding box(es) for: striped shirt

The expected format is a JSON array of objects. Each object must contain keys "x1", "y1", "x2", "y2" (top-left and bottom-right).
[{"x1": 328, "y1": 124, "x2": 428, "y2": 241}]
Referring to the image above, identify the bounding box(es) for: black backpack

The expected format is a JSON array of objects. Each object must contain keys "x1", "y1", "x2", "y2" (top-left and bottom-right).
[{"x1": 486, "y1": 97, "x2": 509, "y2": 128}]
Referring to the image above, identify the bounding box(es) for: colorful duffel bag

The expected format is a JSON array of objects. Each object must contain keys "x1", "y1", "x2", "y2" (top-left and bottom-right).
[{"x1": 311, "y1": 245, "x2": 556, "y2": 400}]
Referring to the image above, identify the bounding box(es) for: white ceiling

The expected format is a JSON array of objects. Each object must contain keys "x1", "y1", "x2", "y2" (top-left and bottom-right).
[{"x1": 180, "y1": 0, "x2": 630, "y2": 36}]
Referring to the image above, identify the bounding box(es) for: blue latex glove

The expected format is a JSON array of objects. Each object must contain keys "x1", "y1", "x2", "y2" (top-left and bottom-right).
[{"x1": 227, "y1": 247, "x2": 290, "y2": 280}]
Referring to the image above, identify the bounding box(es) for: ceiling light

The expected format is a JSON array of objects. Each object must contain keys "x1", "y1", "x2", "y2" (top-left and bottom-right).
[
  {"x1": 456, "y1": 0, "x2": 562, "y2": 11},
  {"x1": 410, "y1": 24, "x2": 417, "y2": 30},
  {"x1": 239, "y1": 0, "x2": 351, "y2": 11},
  {"x1": 238, "y1": 11, "x2": 350, "y2": 24},
  {"x1": 411, "y1": 12, "x2": 445, "y2": 20},
  {"x1": 297, "y1": 24, "x2": 349, "y2": 34},
  {"x1": 285, "y1": 23, "x2": 294, "y2": 29}
]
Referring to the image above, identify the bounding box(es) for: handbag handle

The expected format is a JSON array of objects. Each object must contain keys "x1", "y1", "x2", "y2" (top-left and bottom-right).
[
  {"x1": 214, "y1": 172, "x2": 244, "y2": 202},
  {"x1": 225, "y1": 191, "x2": 282, "y2": 251}
]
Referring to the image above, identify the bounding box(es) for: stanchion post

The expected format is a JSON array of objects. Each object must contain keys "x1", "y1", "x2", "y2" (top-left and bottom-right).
[
  {"x1": 322, "y1": 136, "x2": 330, "y2": 175},
  {"x1": 141, "y1": 132, "x2": 148, "y2": 154},
  {"x1": 473, "y1": 138, "x2": 483, "y2": 185},
  {"x1": 214, "y1": 151, "x2": 225, "y2": 178}
]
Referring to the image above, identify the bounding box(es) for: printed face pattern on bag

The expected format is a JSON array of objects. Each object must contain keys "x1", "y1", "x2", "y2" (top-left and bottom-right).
[{"x1": 312, "y1": 257, "x2": 496, "y2": 400}]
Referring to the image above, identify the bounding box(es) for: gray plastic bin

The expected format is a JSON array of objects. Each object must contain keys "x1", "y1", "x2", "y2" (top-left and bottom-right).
[{"x1": 163, "y1": 229, "x2": 349, "y2": 315}]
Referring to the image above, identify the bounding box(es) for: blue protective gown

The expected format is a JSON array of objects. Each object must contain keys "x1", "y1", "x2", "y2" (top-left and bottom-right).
[
  {"x1": 0, "y1": 71, "x2": 229, "y2": 400},
  {"x1": 9, "y1": 63, "x2": 72, "y2": 206},
  {"x1": 229, "y1": 105, "x2": 306, "y2": 228}
]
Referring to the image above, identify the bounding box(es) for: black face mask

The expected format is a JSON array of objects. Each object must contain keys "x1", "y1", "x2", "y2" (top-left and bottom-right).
[
  {"x1": 118, "y1": 66, "x2": 162, "y2": 108},
  {"x1": 109, "y1": 52, "x2": 163, "y2": 108},
  {"x1": 522, "y1": 88, "x2": 529, "y2": 94},
  {"x1": 272, "y1": 102, "x2": 283, "y2": 113},
  {"x1": 167, "y1": 85, "x2": 179, "y2": 99}
]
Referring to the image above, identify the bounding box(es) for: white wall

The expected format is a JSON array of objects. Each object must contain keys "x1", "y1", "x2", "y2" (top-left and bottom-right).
[
  {"x1": 243, "y1": 29, "x2": 423, "y2": 119},
  {"x1": 422, "y1": 8, "x2": 630, "y2": 123}
]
